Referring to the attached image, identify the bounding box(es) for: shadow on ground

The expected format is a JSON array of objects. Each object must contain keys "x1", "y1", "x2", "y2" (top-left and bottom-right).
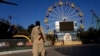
[{"x1": 55, "y1": 44, "x2": 100, "y2": 56}]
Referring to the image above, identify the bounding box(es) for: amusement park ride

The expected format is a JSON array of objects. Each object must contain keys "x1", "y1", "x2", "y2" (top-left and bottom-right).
[
  {"x1": 0, "y1": 0, "x2": 17, "y2": 6},
  {"x1": 44, "y1": 0, "x2": 84, "y2": 40},
  {"x1": 91, "y1": 9, "x2": 100, "y2": 30}
]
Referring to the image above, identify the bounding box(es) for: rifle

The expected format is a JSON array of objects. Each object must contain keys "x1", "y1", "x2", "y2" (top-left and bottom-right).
[{"x1": 38, "y1": 27, "x2": 45, "y2": 42}]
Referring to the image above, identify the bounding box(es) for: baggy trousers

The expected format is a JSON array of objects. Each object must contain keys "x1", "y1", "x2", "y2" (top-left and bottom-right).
[{"x1": 32, "y1": 43, "x2": 45, "y2": 56}]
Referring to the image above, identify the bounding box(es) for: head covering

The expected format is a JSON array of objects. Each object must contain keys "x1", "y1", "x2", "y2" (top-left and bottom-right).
[{"x1": 36, "y1": 21, "x2": 40, "y2": 26}]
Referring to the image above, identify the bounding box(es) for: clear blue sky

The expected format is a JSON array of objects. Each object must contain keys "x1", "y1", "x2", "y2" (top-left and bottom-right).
[{"x1": 0, "y1": 0, "x2": 100, "y2": 31}]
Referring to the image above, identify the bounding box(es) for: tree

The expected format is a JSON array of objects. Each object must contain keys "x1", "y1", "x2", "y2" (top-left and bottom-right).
[
  {"x1": 27, "y1": 24, "x2": 35, "y2": 34},
  {"x1": 15, "y1": 24, "x2": 29, "y2": 36},
  {"x1": 0, "y1": 18, "x2": 11, "y2": 39}
]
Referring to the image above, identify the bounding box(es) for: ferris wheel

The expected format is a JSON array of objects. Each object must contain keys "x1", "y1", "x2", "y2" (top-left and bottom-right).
[{"x1": 44, "y1": 1, "x2": 84, "y2": 32}]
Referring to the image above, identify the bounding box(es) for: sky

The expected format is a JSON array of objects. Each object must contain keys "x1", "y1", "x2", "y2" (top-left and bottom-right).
[{"x1": 0, "y1": 0, "x2": 100, "y2": 32}]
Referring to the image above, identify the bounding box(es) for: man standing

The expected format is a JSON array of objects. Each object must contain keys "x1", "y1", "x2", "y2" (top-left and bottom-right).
[{"x1": 31, "y1": 21, "x2": 46, "y2": 56}]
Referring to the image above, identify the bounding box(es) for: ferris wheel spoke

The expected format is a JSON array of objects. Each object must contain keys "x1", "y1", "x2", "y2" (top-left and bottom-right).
[
  {"x1": 48, "y1": 22, "x2": 55, "y2": 26},
  {"x1": 56, "y1": 6, "x2": 61, "y2": 15},
  {"x1": 67, "y1": 9, "x2": 76, "y2": 17},
  {"x1": 51, "y1": 11, "x2": 58, "y2": 16},
  {"x1": 45, "y1": 1, "x2": 84, "y2": 31},
  {"x1": 57, "y1": 7, "x2": 64, "y2": 18},
  {"x1": 69, "y1": 13, "x2": 79, "y2": 18},
  {"x1": 70, "y1": 18, "x2": 80, "y2": 21},
  {"x1": 61, "y1": 5, "x2": 64, "y2": 17},
  {"x1": 55, "y1": 8, "x2": 61, "y2": 16},
  {"x1": 49, "y1": 17, "x2": 58, "y2": 21},
  {"x1": 57, "y1": 17, "x2": 63, "y2": 21},
  {"x1": 58, "y1": 6, "x2": 63, "y2": 19},
  {"x1": 69, "y1": 17, "x2": 81, "y2": 22},
  {"x1": 49, "y1": 12, "x2": 58, "y2": 18},
  {"x1": 64, "y1": 6, "x2": 68, "y2": 17},
  {"x1": 68, "y1": 12, "x2": 78, "y2": 18},
  {"x1": 49, "y1": 15, "x2": 62, "y2": 21},
  {"x1": 66, "y1": 7, "x2": 71, "y2": 16},
  {"x1": 52, "y1": 8, "x2": 60, "y2": 16}
]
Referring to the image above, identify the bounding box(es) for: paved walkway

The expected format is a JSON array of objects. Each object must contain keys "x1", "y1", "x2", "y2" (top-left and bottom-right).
[{"x1": 0, "y1": 44, "x2": 100, "y2": 56}]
